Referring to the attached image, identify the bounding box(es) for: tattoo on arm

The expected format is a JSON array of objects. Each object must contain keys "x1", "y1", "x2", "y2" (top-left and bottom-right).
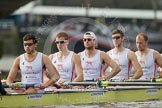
[{"x1": 46, "y1": 72, "x2": 54, "y2": 79}]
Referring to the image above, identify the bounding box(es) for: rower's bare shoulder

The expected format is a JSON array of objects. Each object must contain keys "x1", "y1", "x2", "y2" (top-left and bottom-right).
[
  {"x1": 48, "y1": 54, "x2": 53, "y2": 60},
  {"x1": 42, "y1": 54, "x2": 49, "y2": 59},
  {"x1": 15, "y1": 56, "x2": 20, "y2": 60},
  {"x1": 100, "y1": 50, "x2": 107, "y2": 55},
  {"x1": 42, "y1": 54, "x2": 51, "y2": 64},
  {"x1": 127, "y1": 50, "x2": 138, "y2": 62},
  {"x1": 100, "y1": 51, "x2": 110, "y2": 58},
  {"x1": 153, "y1": 50, "x2": 161, "y2": 59},
  {"x1": 11, "y1": 56, "x2": 20, "y2": 66},
  {"x1": 77, "y1": 52, "x2": 81, "y2": 55},
  {"x1": 153, "y1": 50, "x2": 160, "y2": 55},
  {"x1": 72, "y1": 52, "x2": 81, "y2": 62},
  {"x1": 100, "y1": 51, "x2": 111, "y2": 63},
  {"x1": 128, "y1": 49, "x2": 136, "y2": 54}
]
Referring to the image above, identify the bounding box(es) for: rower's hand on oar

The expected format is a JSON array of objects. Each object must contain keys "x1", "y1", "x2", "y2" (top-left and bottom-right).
[
  {"x1": 58, "y1": 80, "x2": 65, "y2": 85},
  {"x1": 72, "y1": 86, "x2": 85, "y2": 89},
  {"x1": 10, "y1": 83, "x2": 19, "y2": 90},
  {"x1": 96, "y1": 77, "x2": 106, "y2": 81},
  {"x1": 120, "y1": 78, "x2": 126, "y2": 82},
  {"x1": 39, "y1": 83, "x2": 48, "y2": 89},
  {"x1": 56, "y1": 79, "x2": 65, "y2": 87},
  {"x1": 57, "y1": 80, "x2": 72, "y2": 89}
]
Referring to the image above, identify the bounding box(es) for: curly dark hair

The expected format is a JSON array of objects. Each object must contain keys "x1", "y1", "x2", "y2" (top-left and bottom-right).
[{"x1": 23, "y1": 33, "x2": 38, "y2": 43}]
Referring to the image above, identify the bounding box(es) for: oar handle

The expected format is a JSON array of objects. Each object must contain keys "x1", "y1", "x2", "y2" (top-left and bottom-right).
[
  {"x1": 3, "y1": 83, "x2": 40, "y2": 89},
  {"x1": 151, "y1": 78, "x2": 162, "y2": 82},
  {"x1": 96, "y1": 80, "x2": 109, "y2": 87}
]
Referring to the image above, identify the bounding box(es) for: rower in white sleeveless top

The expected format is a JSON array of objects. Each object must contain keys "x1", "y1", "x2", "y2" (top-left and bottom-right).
[
  {"x1": 107, "y1": 48, "x2": 131, "y2": 80},
  {"x1": 135, "y1": 49, "x2": 157, "y2": 79},
  {"x1": 80, "y1": 50, "x2": 102, "y2": 81},
  {"x1": 135, "y1": 33, "x2": 162, "y2": 79},
  {"x1": 80, "y1": 31, "x2": 120, "y2": 81},
  {"x1": 51, "y1": 51, "x2": 75, "y2": 82},
  {"x1": 48, "y1": 32, "x2": 83, "y2": 86},
  {"x1": 106, "y1": 29, "x2": 143, "y2": 81},
  {"x1": 6, "y1": 33, "x2": 59, "y2": 94},
  {"x1": 20, "y1": 52, "x2": 43, "y2": 84}
]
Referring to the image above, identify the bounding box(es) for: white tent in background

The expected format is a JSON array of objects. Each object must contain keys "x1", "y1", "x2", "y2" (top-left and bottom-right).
[
  {"x1": 12, "y1": 1, "x2": 162, "y2": 20},
  {"x1": 12, "y1": 1, "x2": 36, "y2": 15}
]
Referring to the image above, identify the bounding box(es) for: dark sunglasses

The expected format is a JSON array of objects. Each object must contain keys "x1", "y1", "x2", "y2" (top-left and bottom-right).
[
  {"x1": 112, "y1": 36, "x2": 121, "y2": 40},
  {"x1": 24, "y1": 43, "x2": 34, "y2": 46},
  {"x1": 55, "y1": 40, "x2": 66, "y2": 44},
  {"x1": 83, "y1": 38, "x2": 93, "y2": 42}
]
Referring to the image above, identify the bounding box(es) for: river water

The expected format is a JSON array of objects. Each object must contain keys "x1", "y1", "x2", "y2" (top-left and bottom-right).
[
  {"x1": 29, "y1": 101, "x2": 162, "y2": 108},
  {"x1": 20, "y1": 100, "x2": 162, "y2": 108}
]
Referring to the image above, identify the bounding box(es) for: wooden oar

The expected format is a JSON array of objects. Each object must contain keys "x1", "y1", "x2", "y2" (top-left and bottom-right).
[{"x1": 66, "y1": 81, "x2": 162, "y2": 87}]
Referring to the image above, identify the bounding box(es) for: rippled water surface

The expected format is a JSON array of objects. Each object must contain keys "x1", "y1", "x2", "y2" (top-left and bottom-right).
[{"x1": 21, "y1": 100, "x2": 162, "y2": 108}]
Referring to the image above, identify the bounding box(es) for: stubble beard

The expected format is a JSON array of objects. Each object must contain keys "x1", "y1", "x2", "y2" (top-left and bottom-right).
[
  {"x1": 85, "y1": 46, "x2": 94, "y2": 50},
  {"x1": 26, "y1": 51, "x2": 33, "y2": 54},
  {"x1": 115, "y1": 43, "x2": 122, "y2": 48},
  {"x1": 139, "y1": 49, "x2": 145, "y2": 52},
  {"x1": 137, "y1": 46, "x2": 145, "y2": 52},
  {"x1": 26, "y1": 49, "x2": 34, "y2": 54}
]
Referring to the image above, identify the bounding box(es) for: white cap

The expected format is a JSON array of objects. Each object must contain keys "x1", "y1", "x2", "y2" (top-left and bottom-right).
[{"x1": 83, "y1": 31, "x2": 96, "y2": 39}]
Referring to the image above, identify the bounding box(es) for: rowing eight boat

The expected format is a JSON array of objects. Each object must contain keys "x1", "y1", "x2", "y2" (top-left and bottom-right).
[{"x1": 1, "y1": 85, "x2": 162, "y2": 107}]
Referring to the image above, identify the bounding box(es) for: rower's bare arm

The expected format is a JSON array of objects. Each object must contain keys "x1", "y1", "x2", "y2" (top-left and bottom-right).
[
  {"x1": 42, "y1": 54, "x2": 60, "y2": 87},
  {"x1": 48, "y1": 54, "x2": 53, "y2": 60},
  {"x1": 101, "y1": 51, "x2": 121, "y2": 79},
  {"x1": 72, "y1": 54, "x2": 83, "y2": 82},
  {"x1": 6, "y1": 57, "x2": 20, "y2": 85},
  {"x1": 159, "y1": 54, "x2": 162, "y2": 78},
  {"x1": 102, "y1": 63, "x2": 109, "y2": 78},
  {"x1": 102, "y1": 51, "x2": 110, "y2": 78},
  {"x1": 154, "y1": 51, "x2": 162, "y2": 68},
  {"x1": 43, "y1": 54, "x2": 53, "y2": 81},
  {"x1": 128, "y1": 51, "x2": 143, "y2": 79},
  {"x1": 159, "y1": 72, "x2": 162, "y2": 78},
  {"x1": 154, "y1": 51, "x2": 162, "y2": 78}
]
